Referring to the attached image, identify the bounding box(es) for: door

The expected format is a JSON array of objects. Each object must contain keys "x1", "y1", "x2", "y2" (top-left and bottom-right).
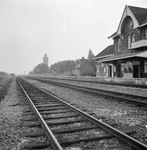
[
  {"x1": 108, "y1": 65, "x2": 112, "y2": 77},
  {"x1": 133, "y1": 65, "x2": 140, "y2": 78}
]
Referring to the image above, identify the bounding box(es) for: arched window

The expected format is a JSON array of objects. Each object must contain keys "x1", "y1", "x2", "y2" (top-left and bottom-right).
[
  {"x1": 131, "y1": 33, "x2": 135, "y2": 42},
  {"x1": 118, "y1": 38, "x2": 121, "y2": 51},
  {"x1": 128, "y1": 34, "x2": 131, "y2": 49},
  {"x1": 145, "y1": 29, "x2": 147, "y2": 39}
]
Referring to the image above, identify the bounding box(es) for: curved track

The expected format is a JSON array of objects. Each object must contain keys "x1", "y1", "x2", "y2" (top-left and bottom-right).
[{"x1": 17, "y1": 77, "x2": 147, "y2": 150}]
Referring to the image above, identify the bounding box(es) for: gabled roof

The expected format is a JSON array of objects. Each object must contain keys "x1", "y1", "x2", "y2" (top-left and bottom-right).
[
  {"x1": 94, "y1": 45, "x2": 114, "y2": 59},
  {"x1": 129, "y1": 6, "x2": 147, "y2": 25},
  {"x1": 77, "y1": 59, "x2": 93, "y2": 69},
  {"x1": 108, "y1": 5, "x2": 147, "y2": 39}
]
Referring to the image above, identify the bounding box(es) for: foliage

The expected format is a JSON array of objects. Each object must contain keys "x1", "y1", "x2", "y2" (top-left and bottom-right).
[
  {"x1": 10, "y1": 73, "x2": 15, "y2": 76},
  {"x1": 0, "y1": 72, "x2": 9, "y2": 76},
  {"x1": 87, "y1": 49, "x2": 94, "y2": 62},
  {"x1": 87, "y1": 49, "x2": 96, "y2": 72},
  {"x1": 31, "y1": 49, "x2": 97, "y2": 75},
  {"x1": 49, "y1": 60, "x2": 75, "y2": 73},
  {"x1": 33, "y1": 63, "x2": 49, "y2": 74}
]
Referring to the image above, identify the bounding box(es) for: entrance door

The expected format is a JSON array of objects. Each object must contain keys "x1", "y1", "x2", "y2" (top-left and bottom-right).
[
  {"x1": 108, "y1": 65, "x2": 112, "y2": 77},
  {"x1": 133, "y1": 65, "x2": 140, "y2": 78}
]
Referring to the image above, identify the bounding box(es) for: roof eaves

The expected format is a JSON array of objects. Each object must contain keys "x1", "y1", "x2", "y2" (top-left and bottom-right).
[
  {"x1": 108, "y1": 32, "x2": 117, "y2": 39},
  {"x1": 94, "y1": 54, "x2": 114, "y2": 60}
]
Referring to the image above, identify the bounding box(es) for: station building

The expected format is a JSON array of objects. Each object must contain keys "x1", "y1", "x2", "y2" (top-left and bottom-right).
[{"x1": 94, "y1": 5, "x2": 147, "y2": 78}]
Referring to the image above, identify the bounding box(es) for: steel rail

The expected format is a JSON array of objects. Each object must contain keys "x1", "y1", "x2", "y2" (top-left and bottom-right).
[
  {"x1": 31, "y1": 77, "x2": 147, "y2": 106},
  {"x1": 17, "y1": 79, "x2": 63, "y2": 150},
  {"x1": 28, "y1": 76, "x2": 147, "y2": 89},
  {"x1": 36, "y1": 77, "x2": 147, "y2": 99},
  {"x1": 22, "y1": 78, "x2": 147, "y2": 150}
]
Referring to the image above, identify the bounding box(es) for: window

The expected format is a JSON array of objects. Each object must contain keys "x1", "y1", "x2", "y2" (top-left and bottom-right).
[
  {"x1": 121, "y1": 62, "x2": 133, "y2": 73},
  {"x1": 118, "y1": 38, "x2": 121, "y2": 51},
  {"x1": 96, "y1": 65, "x2": 100, "y2": 72},
  {"x1": 131, "y1": 33, "x2": 135, "y2": 42},
  {"x1": 145, "y1": 61, "x2": 147, "y2": 73},
  {"x1": 145, "y1": 29, "x2": 147, "y2": 39},
  {"x1": 127, "y1": 34, "x2": 131, "y2": 49}
]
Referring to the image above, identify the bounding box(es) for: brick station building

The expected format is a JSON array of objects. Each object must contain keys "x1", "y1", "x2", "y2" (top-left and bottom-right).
[{"x1": 94, "y1": 5, "x2": 147, "y2": 78}]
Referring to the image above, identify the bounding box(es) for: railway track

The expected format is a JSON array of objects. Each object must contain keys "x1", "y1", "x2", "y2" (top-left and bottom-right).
[
  {"x1": 17, "y1": 77, "x2": 147, "y2": 150},
  {"x1": 29, "y1": 76, "x2": 147, "y2": 89},
  {"x1": 27, "y1": 77, "x2": 147, "y2": 107}
]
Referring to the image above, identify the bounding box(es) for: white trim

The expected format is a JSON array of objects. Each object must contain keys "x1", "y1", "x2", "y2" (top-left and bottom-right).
[
  {"x1": 139, "y1": 22, "x2": 147, "y2": 27},
  {"x1": 117, "y1": 6, "x2": 139, "y2": 34},
  {"x1": 94, "y1": 54, "x2": 114, "y2": 60},
  {"x1": 107, "y1": 64, "x2": 113, "y2": 77},
  {"x1": 109, "y1": 5, "x2": 139, "y2": 39}
]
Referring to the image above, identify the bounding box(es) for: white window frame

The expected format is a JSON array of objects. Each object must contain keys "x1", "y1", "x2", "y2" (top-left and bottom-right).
[
  {"x1": 117, "y1": 38, "x2": 121, "y2": 51},
  {"x1": 145, "y1": 29, "x2": 147, "y2": 39},
  {"x1": 107, "y1": 64, "x2": 113, "y2": 77},
  {"x1": 131, "y1": 33, "x2": 135, "y2": 42},
  {"x1": 128, "y1": 34, "x2": 131, "y2": 49}
]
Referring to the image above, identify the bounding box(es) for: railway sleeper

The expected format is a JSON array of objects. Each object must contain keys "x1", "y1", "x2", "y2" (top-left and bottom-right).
[
  {"x1": 35, "y1": 104, "x2": 63, "y2": 107},
  {"x1": 22, "y1": 142, "x2": 51, "y2": 150},
  {"x1": 37, "y1": 106, "x2": 67, "y2": 111},
  {"x1": 33, "y1": 102, "x2": 57, "y2": 105},
  {"x1": 23, "y1": 107, "x2": 67, "y2": 113},
  {"x1": 32, "y1": 101, "x2": 57, "y2": 104},
  {"x1": 26, "y1": 119, "x2": 116, "y2": 128},
  {"x1": 26, "y1": 118, "x2": 87, "y2": 127},
  {"x1": 23, "y1": 125, "x2": 99, "y2": 137},
  {"x1": 59, "y1": 130, "x2": 136, "y2": 146},
  {"x1": 40, "y1": 109, "x2": 73, "y2": 114},
  {"x1": 22, "y1": 113, "x2": 80, "y2": 121},
  {"x1": 22, "y1": 114, "x2": 105, "y2": 121}
]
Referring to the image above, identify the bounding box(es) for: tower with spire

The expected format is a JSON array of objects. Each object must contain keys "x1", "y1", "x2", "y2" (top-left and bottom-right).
[{"x1": 43, "y1": 53, "x2": 48, "y2": 66}]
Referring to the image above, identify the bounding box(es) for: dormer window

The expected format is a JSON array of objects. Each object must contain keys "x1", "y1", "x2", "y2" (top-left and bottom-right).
[
  {"x1": 117, "y1": 38, "x2": 121, "y2": 51},
  {"x1": 131, "y1": 33, "x2": 135, "y2": 42}
]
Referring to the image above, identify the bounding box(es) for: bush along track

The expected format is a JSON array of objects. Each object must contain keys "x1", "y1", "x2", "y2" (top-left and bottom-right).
[{"x1": 0, "y1": 78, "x2": 13, "y2": 101}]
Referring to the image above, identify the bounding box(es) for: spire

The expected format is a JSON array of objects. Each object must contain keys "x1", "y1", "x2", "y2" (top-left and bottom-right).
[
  {"x1": 44, "y1": 53, "x2": 47, "y2": 57},
  {"x1": 43, "y1": 53, "x2": 48, "y2": 66}
]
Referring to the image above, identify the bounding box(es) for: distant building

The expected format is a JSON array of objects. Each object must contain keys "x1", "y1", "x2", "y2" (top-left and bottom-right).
[
  {"x1": 43, "y1": 53, "x2": 48, "y2": 66},
  {"x1": 72, "y1": 59, "x2": 95, "y2": 76}
]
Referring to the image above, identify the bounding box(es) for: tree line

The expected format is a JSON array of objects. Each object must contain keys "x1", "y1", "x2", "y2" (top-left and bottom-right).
[{"x1": 30, "y1": 49, "x2": 96, "y2": 75}]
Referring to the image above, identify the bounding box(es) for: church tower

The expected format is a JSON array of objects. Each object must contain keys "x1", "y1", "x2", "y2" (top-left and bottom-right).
[{"x1": 43, "y1": 53, "x2": 48, "y2": 66}]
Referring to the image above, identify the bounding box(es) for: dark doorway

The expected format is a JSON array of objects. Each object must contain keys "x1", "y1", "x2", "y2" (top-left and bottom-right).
[
  {"x1": 133, "y1": 65, "x2": 140, "y2": 78},
  {"x1": 108, "y1": 65, "x2": 112, "y2": 77}
]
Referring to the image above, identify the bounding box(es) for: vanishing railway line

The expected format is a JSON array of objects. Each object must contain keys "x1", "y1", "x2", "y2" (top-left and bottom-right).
[
  {"x1": 29, "y1": 76, "x2": 147, "y2": 89},
  {"x1": 17, "y1": 77, "x2": 147, "y2": 150},
  {"x1": 27, "y1": 77, "x2": 147, "y2": 107}
]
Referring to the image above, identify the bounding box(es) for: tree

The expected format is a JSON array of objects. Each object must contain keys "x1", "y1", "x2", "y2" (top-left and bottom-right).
[
  {"x1": 0, "y1": 72, "x2": 9, "y2": 76},
  {"x1": 87, "y1": 49, "x2": 96, "y2": 72},
  {"x1": 33, "y1": 63, "x2": 49, "y2": 74},
  {"x1": 49, "y1": 60, "x2": 75, "y2": 74},
  {"x1": 10, "y1": 73, "x2": 15, "y2": 76},
  {"x1": 87, "y1": 49, "x2": 95, "y2": 62}
]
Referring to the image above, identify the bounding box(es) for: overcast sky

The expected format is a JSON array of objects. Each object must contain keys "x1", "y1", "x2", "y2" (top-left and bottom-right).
[{"x1": 0, "y1": 0, "x2": 147, "y2": 74}]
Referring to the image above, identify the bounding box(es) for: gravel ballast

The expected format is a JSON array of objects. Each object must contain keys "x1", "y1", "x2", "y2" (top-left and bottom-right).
[
  {"x1": 25, "y1": 78, "x2": 147, "y2": 144},
  {"x1": 1, "y1": 77, "x2": 147, "y2": 149},
  {"x1": 0, "y1": 78, "x2": 31, "y2": 150}
]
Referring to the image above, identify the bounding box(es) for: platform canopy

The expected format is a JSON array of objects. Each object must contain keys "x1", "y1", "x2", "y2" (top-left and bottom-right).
[{"x1": 97, "y1": 51, "x2": 147, "y2": 63}]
